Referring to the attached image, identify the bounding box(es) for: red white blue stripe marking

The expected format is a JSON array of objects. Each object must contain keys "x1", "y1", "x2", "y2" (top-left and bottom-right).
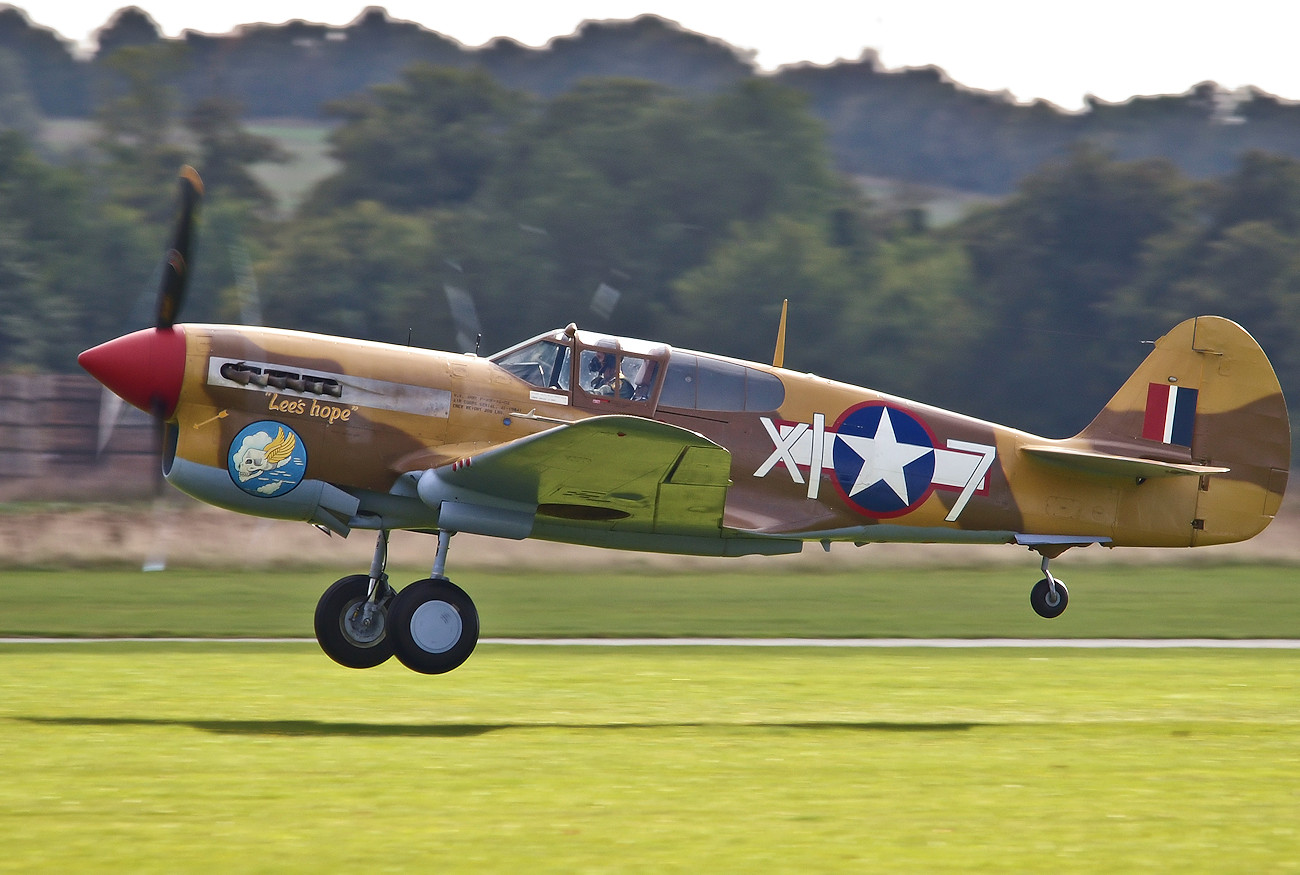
[{"x1": 1142, "y1": 383, "x2": 1198, "y2": 447}]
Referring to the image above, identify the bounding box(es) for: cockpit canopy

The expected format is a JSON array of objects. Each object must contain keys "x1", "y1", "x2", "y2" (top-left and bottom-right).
[{"x1": 490, "y1": 327, "x2": 785, "y2": 413}]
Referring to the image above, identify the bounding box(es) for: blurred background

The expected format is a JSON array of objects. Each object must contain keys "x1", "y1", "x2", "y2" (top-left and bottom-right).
[{"x1": 3, "y1": 5, "x2": 1300, "y2": 505}]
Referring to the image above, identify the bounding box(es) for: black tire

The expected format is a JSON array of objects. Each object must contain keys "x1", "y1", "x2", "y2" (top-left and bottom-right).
[
  {"x1": 388, "y1": 578, "x2": 479, "y2": 675},
  {"x1": 314, "y1": 574, "x2": 395, "y2": 669},
  {"x1": 1029, "y1": 576, "x2": 1069, "y2": 619}
]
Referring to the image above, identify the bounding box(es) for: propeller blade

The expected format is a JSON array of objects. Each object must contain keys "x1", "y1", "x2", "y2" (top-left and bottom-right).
[
  {"x1": 155, "y1": 166, "x2": 205, "y2": 330},
  {"x1": 141, "y1": 492, "x2": 174, "y2": 572},
  {"x1": 230, "y1": 241, "x2": 264, "y2": 326},
  {"x1": 443, "y1": 284, "x2": 482, "y2": 353},
  {"x1": 95, "y1": 387, "x2": 126, "y2": 456}
]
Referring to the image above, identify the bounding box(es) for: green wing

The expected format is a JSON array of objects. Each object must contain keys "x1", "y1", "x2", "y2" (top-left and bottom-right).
[{"x1": 434, "y1": 415, "x2": 732, "y2": 535}]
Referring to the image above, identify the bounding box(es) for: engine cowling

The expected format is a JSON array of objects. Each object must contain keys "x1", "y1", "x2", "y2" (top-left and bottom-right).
[{"x1": 163, "y1": 422, "x2": 360, "y2": 535}]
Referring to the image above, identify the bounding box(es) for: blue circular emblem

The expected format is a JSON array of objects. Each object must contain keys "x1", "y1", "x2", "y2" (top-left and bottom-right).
[
  {"x1": 831, "y1": 403, "x2": 936, "y2": 518},
  {"x1": 228, "y1": 421, "x2": 307, "y2": 497}
]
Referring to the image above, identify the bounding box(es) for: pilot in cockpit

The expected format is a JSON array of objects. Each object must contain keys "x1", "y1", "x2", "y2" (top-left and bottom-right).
[{"x1": 588, "y1": 351, "x2": 633, "y2": 399}]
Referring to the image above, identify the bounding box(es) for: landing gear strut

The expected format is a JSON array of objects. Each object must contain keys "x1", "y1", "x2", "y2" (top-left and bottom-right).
[
  {"x1": 387, "y1": 530, "x2": 480, "y2": 675},
  {"x1": 1029, "y1": 553, "x2": 1069, "y2": 619},
  {"x1": 314, "y1": 530, "x2": 396, "y2": 668}
]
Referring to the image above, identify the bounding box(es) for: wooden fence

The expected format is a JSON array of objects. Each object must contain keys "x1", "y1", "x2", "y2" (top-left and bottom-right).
[{"x1": 0, "y1": 374, "x2": 157, "y2": 500}]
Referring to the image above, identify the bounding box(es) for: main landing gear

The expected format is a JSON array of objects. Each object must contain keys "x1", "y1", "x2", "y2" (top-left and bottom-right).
[
  {"x1": 314, "y1": 529, "x2": 480, "y2": 674},
  {"x1": 1029, "y1": 552, "x2": 1069, "y2": 619}
]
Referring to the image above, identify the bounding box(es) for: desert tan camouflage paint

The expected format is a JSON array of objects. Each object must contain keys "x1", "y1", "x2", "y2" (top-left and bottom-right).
[{"x1": 117, "y1": 314, "x2": 1284, "y2": 560}]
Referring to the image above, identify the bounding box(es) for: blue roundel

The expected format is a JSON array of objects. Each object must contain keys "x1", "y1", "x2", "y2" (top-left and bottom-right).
[
  {"x1": 831, "y1": 403, "x2": 935, "y2": 517},
  {"x1": 228, "y1": 421, "x2": 307, "y2": 497}
]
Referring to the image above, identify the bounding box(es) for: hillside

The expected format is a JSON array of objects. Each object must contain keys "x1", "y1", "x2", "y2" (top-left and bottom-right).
[{"x1": 5, "y1": 7, "x2": 1300, "y2": 193}]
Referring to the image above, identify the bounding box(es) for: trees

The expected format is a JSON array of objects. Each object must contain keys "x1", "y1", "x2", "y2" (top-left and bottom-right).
[
  {"x1": 0, "y1": 50, "x2": 41, "y2": 138},
  {"x1": 1114, "y1": 152, "x2": 1300, "y2": 421},
  {"x1": 0, "y1": 7, "x2": 89, "y2": 117},
  {"x1": 306, "y1": 65, "x2": 525, "y2": 214},
  {"x1": 5, "y1": 54, "x2": 1300, "y2": 454},
  {"x1": 286, "y1": 74, "x2": 845, "y2": 350},
  {"x1": 468, "y1": 77, "x2": 841, "y2": 339},
  {"x1": 672, "y1": 215, "x2": 858, "y2": 369},
  {"x1": 0, "y1": 213, "x2": 49, "y2": 369},
  {"x1": 88, "y1": 48, "x2": 299, "y2": 333},
  {"x1": 93, "y1": 44, "x2": 191, "y2": 215},
  {"x1": 185, "y1": 97, "x2": 288, "y2": 208},
  {"x1": 951, "y1": 147, "x2": 1195, "y2": 433},
  {"x1": 257, "y1": 201, "x2": 444, "y2": 345},
  {"x1": 0, "y1": 131, "x2": 157, "y2": 371}
]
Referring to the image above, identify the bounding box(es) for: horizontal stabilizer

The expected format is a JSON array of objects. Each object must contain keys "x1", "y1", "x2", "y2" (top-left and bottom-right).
[{"x1": 1020, "y1": 444, "x2": 1229, "y2": 479}]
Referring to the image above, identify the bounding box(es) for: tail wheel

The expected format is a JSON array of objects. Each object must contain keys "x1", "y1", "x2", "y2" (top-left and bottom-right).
[
  {"x1": 314, "y1": 574, "x2": 395, "y2": 669},
  {"x1": 1030, "y1": 576, "x2": 1069, "y2": 619},
  {"x1": 388, "y1": 578, "x2": 479, "y2": 675}
]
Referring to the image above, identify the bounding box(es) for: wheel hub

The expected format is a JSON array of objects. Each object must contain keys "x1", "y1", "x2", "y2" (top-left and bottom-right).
[
  {"x1": 409, "y1": 600, "x2": 462, "y2": 654},
  {"x1": 342, "y1": 600, "x2": 386, "y2": 646}
]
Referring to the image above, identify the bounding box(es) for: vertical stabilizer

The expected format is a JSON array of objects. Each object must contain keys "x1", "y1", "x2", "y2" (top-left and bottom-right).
[{"x1": 1076, "y1": 316, "x2": 1289, "y2": 545}]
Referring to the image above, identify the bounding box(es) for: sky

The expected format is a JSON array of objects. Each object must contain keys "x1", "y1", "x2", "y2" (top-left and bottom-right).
[{"x1": 7, "y1": 0, "x2": 1300, "y2": 111}]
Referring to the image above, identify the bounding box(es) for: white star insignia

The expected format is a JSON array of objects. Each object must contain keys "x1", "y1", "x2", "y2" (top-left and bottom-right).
[{"x1": 836, "y1": 408, "x2": 934, "y2": 505}]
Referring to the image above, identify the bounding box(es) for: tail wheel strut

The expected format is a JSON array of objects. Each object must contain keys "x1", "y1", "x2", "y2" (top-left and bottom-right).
[{"x1": 1029, "y1": 553, "x2": 1069, "y2": 619}]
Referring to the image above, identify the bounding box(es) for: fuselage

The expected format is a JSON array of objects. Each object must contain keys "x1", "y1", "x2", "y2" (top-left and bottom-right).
[{"x1": 79, "y1": 319, "x2": 1287, "y2": 555}]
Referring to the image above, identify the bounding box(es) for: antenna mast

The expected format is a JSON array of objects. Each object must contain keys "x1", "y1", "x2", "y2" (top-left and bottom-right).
[{"x1": 772, "y1": 299, "x2": 789, "y2": 368}]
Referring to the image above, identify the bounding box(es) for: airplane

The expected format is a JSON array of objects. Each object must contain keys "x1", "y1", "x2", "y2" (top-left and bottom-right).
[{"x1": 79, "y1": 169, "x2": 1291, "y2": 674}]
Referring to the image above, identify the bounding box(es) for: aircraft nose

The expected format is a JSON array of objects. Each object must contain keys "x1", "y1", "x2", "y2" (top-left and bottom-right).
[{"x1": 78, "y1": 327, "x2": 187, "y2": 418}]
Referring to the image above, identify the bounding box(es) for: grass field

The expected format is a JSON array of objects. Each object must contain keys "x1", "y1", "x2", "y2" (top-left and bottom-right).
[
  {"x1": 0, "y1": 644, "x2": 1297, "y2": 871},
  {"x1": 1, "y1": 565, "x2": 1297, "y2": 870},
  {"x1": 3, "y1": 563, "x2": 1299, "y2": 639},
  {"x1": 244, "y1": 120, "x2": 337, "y2": 213}
]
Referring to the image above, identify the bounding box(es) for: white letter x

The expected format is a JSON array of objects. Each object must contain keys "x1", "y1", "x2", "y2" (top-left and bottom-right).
[{"x1": 755, "y1": 418, "x2": 808, "y2": 484}]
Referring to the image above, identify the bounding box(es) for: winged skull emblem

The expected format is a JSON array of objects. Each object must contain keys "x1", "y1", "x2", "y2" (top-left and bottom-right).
[{"x1": 232, "y1": 427, "x2": 297, "y2": 483}]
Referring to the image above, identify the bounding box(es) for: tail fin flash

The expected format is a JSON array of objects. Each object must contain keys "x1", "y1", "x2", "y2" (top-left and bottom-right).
[{"x1": 1078, "y1": 316, "x2": 1289, "y2": 545}]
